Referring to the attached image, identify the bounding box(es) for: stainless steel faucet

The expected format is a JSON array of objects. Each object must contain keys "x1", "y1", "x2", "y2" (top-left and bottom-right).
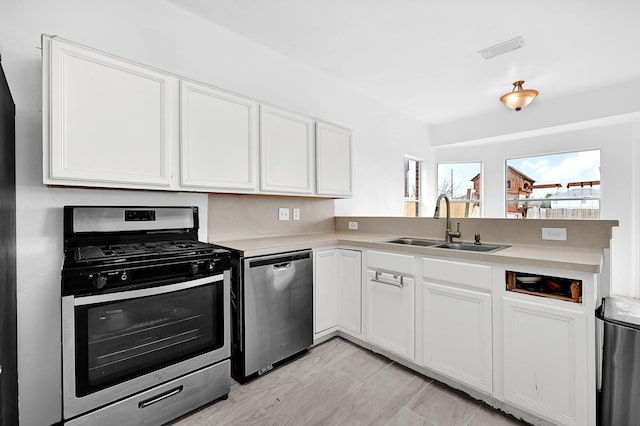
[{"x1": 434, "y1": 194, "x2": 462, "y2": 243}]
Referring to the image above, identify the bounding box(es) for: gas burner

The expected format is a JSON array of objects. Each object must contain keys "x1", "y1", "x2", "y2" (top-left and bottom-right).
[
  {"x1": 73, "y1": 240, "x2": 220, "y2": 265},
  {"x1": 62, "y1": 206, "x2": 231, "y2": 296}
]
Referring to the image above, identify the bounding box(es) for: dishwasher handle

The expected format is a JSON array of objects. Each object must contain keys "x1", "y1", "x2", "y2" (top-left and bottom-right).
[
  {"x1": 273, "y1": 262, "x2": 292, "y2": 271},
  {"x1": 372, "y1": 271, "x2": 405, "y2": 288},
  {"x1": 248, "y1": 250, "x2": 311, "y2": 268}
]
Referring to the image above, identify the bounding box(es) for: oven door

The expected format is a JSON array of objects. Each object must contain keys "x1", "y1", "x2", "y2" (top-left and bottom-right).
[{"x1": 62, "y1": 271, "x2": 230, "y2": 420}]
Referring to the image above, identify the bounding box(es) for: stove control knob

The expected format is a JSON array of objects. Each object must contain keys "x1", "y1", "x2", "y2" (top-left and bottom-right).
[
  {"x1": 189, "y1": 263, "x2": 199, "y2": 275},
  {"x1": 207, "y1": 261, "x2": 215, "y2": 271},
  {"x1": 120, "y1": 272, "x2": 128, "y2": 281},
  {"x1": 93, "y1": 275, "x2": 107, "y2": 289}
]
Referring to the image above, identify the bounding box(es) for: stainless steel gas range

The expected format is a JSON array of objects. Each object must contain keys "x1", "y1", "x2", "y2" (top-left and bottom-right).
[{"x1": 60, "y1": 206, "x2": 231, "y2": 425}]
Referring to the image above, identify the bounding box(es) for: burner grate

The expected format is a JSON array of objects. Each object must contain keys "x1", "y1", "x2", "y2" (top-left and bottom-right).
[{"x1": 74, "y1": 240, "x2": 216, "y2": 264}]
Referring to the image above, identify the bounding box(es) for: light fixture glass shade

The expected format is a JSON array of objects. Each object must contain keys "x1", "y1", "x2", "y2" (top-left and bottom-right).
[{"x1": 500, "y1": 80, "x2": 538, "y2": 111}]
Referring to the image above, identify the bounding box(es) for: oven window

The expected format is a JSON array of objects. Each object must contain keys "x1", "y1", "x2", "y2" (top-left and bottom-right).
[{"x1": 74, "y1": 282, "x2": 223, "y2": 396}]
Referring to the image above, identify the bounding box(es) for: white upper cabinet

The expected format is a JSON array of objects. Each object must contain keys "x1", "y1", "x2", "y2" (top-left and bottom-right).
[
  {"x1": 43, "y1": 37, "x2": 353, "y2": 197},
  {"x1": 43, "y1": 36, "x2": 175, "y2": 189},
  {"x1": 180, "y1": 81, "x2": 258, "y2": 191},
  {"x1": 315, "y1": 122, "x2": 352, "y2": 197},
  {"x1": 259, "y1": 105, "x2": 314, "y2": 195}
]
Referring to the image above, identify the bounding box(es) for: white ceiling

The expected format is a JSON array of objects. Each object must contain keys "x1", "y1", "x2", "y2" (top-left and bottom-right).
[{"x1": 165, "y1": 0, "x2": 640, "y2": 124}]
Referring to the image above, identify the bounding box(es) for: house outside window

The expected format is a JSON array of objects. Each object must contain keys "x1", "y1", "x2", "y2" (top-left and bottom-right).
[
  {"x1": 437, "y1": 162, "x2": 481, "y2": 218},
  {"x1": 404, "y1": 157, "x2": 421, "y2": 217},
  {"x1": 505, "y1": 150, "x2": 600, "y2": 219}
]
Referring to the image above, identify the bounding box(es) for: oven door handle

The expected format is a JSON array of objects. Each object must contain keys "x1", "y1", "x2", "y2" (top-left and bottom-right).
[
  {"x1": 74, "y1": 274, "x2": 224, "y2": 306},
  {"x1": 138, "y1": 385, "x2": 183, "y2": 409}
]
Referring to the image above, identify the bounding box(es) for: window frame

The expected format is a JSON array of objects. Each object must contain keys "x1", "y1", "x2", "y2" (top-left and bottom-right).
[
  {"x1": 504, "y1": 149, "x2": 601, "y2": 219},
  {"x1": 404, "y1": 156, "x2": 422, "y2": 217}
]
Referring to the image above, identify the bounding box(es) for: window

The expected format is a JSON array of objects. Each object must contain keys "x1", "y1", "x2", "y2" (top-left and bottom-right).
[
  {"x1": 505, "y1": 150, "x2": 600, "y2": 219},
  {"x1": 437, "y1": 162, "x2": 481, "y2": 218},
  {"x1": 404, "y1": 157, "x2": 421, "y2": 217}
]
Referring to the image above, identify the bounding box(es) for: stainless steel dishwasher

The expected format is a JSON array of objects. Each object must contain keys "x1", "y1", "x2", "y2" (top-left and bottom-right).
[{"x1": 230, "y1": 249, "x2": 313, "y2": 382}]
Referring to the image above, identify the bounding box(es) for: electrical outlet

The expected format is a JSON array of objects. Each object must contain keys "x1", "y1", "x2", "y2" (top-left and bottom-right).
[
  {"x1": 278, "y1": 208, "x2": 290, "y2": 221},
  {"x1": 542, "y1": 227, "x2": 567, "y2": 241},
  {"x1": 348, "y1": 221, "x2": 358, "y2": 230},
  {"x1": 293, "y1": 208, "x2": 300, "y2": 220}
]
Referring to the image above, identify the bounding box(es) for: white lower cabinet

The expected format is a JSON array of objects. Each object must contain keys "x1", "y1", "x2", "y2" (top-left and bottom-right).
[
  {"x1": 502, "y1": 296, "x2": 588, "y2": 426},
  {"x1": 315, "y1": 248, "x2": 597, "y2": 426},
  {"x1": 338, "y1": 250, "x2": 362, "y2": 335},
  {"x1": 423, "y1": 282, "x2": 492, "y2": 393},
  {"x1": 314, "y1": 249, "x2": 362, "y2": 337},
  {"x1": 314, "y1": 250, "x2": 340, "y2": 334},
  {"x1": 366, "y1": 270, "x2": 415, "y2": 360}
]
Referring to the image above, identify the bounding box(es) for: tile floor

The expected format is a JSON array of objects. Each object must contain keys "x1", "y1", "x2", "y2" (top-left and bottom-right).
[{"x1": 169, "y1": 337, "x2": 530, "y2": 426}]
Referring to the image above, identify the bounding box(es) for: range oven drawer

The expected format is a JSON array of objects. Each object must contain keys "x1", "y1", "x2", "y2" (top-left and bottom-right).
[{"x1": 65, "y1": 359, "x2": 230, "y2": 425}]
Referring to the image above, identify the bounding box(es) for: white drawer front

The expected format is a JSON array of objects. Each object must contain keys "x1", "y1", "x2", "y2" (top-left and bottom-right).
[
  {"x1": 423, "y1": 257, "x2": 491, "y2": 290},
  {"x1": 367, "y1": 250, "x2": 414, "y2": 275}
]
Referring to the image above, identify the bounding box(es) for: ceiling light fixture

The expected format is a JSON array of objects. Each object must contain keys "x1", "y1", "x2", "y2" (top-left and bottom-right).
[{"x1": 500, "y1": 80, "x2": 539, "y2": 111}]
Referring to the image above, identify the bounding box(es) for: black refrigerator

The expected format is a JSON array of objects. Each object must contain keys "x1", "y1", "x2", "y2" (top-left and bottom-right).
[{"x1": 0, "y1": 53, "x2": 17, "y2": 425}]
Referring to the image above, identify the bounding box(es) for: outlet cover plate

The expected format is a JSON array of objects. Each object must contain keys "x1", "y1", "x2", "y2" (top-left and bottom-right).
[
  {"x1": 293, "y1": 208, "x2": 300, "y2": 220},
  {"x1": 278, "y1": 208, "x2": 290, "y2": 221},
  {"x1": 542, "y1": 227, "x2": 567, "y2": 241},
  {"x1": 348, "y1": 221, "x2": 358, "y2": 230}
]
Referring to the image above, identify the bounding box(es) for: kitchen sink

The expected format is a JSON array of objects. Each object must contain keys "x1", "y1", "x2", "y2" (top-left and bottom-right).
[
  {"x1": 384, "y1": 237, "x2": 442, "y2": 247},
  {"x1": 435, "y1": 242, "x2": 509, "y2": 252},
  {"x1": 383, "y1": 238, "x2": 509, "y2": 253}
]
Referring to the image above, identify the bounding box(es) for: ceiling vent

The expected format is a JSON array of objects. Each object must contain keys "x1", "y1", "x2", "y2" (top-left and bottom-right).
[{"x1": 479, "y1": 36, "x2": 526, "y2": 59}]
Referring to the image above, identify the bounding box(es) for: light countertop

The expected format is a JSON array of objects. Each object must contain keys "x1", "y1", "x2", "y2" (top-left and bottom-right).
[{"x1": 213, "y1": 232, "x2": 605, "y2": 273}]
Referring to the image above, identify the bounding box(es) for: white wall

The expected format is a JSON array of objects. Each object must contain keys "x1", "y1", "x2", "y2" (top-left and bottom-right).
[{"x1": 0, "y1": 1, "x2": 429, "y2": 424}]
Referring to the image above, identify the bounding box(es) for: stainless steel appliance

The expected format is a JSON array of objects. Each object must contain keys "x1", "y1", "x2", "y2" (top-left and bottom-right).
[
  {"x1": 597, "y1": 296, "x2": 640, "y2": 426},
  {"x1": 61, "y1": 206, "x2": 231, "y2": 425},
  {"x1": 230, "y1": 250, "x2": 313, "y2": 382}
]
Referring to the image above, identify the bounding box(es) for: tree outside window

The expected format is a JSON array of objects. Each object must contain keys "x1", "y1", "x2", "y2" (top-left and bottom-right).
[{"x1": 437, "y1": 162, "x2": 481, "y2": 218}]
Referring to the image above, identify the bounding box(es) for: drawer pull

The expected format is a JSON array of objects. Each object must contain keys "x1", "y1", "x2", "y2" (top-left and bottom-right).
[
  {"x1": 372, "y1": 271, "x2": 404, "y2": 288},
  {"x1": 138, "y1": 385, "x2": 183, "y2": 409}
]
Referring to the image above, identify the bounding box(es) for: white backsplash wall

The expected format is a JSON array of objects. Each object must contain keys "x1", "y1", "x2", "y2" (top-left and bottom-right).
[{"x1": 208, "y1": 194, "x2": 335, "y2": 241}]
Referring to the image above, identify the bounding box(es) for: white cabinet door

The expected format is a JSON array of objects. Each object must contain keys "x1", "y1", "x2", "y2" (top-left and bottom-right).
[
  {"x1": 316, "y1": 122, "x2": 352, "y2": 197},
  {"x1": 502, "y1": 296, "x2": 588, "y2": 426},
  {"x1": 423, "y1": 282, "x2": 492, "y2": 393},
  {"x1": 43, "y1": 37, "x2": 174, "y2": 189},
  {"x1": 314, "y1": 250, "x2": 340, "y2": 334},
  {"x1": 259, "y1": 105, "x2": 314, "y2": 194},
  {"x1": 367, "y1": 270, "x2": 415, "y2": 360},
  {"x1": 179, "y1": 81, "x2": 258, "y2": 191},
  {"x1": 338, "y1": 249, "x2": 362, "y2": 335},
  {"x1": 314, "y1": 249, "x2": 362, "y2": 336}
]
